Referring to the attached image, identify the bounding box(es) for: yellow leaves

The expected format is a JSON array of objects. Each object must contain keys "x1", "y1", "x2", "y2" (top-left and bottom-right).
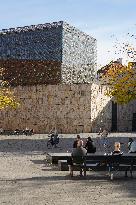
[
  {"x1": 98, "y1": 62, "x2": 136, "y2": 104},
  {"x1": 0, "y1": 89, "x2": 20, "y2": 109},
  {"x1": 0, "y1": 67, "x2": 20, "y2": 109}
]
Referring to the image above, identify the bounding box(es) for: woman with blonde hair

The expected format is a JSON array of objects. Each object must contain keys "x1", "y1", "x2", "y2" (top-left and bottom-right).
[{"x1": 112, "y1": 142, "x2": 123, "y2": 155}]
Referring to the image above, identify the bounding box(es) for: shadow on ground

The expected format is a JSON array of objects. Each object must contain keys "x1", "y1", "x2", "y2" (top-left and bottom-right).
[
  {"x1": 0, "y1": 137, "x2": 133, "y2": 154},
  {"x1": 0, "y1": 173, "x2": 136, "y2": 198}
]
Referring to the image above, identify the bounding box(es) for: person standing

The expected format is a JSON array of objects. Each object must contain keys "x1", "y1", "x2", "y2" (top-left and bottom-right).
[{"x1": 100, "y1": 129, "x2": 110, "y2": 153}]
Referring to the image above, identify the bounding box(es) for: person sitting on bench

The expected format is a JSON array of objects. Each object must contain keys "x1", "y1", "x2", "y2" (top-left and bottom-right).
[
  {"x1": 85, "y1": 137, "x2": 96, "y2": 153},
  {"x1": 128, "y1": 138, "x2": 136, "y2": 153},
  {"x1": 112, "y1": 142, "x2": 122, "y2": 155},
  {"x1": 128, "y1": 138, "x2": 133, "y2": 151},
  {"x1": 69, "y1": 140, "x2": 87, "y2": 177},
  {"x1": 73, "y1": 135, "x2": 83, "y2": 148}
]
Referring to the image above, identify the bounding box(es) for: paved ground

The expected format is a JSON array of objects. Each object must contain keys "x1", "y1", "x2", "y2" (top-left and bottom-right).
[{"x1": 0, "y1": 133, "x2": 136, "y2": 205}]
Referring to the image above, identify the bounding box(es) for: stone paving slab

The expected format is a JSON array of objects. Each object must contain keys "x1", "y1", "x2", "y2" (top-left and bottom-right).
[
  {"x1": 0, "y1": 133, "x2": 136, "y2": 154},
  {"x1": 0, "y1": 133, "x2": 136, "y2": 205}
]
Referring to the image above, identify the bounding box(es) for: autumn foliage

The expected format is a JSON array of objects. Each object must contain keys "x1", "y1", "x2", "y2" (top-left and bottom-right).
[
  {"x1": 97, "y1": 61, "x2": 136, "y2": 104},
  {"x1": 0, "y1": 68, "x2": 20, "y2": 109}
]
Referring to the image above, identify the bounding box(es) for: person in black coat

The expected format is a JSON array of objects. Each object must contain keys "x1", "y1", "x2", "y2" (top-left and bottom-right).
[{"x1": 85, "y1": 137, "x2": 96, "y2": 153}]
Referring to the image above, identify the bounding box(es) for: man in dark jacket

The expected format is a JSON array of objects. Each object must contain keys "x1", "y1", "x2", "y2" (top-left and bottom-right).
[{"x1": 69, "y1": 140, "x2": 87, "y2": 177}]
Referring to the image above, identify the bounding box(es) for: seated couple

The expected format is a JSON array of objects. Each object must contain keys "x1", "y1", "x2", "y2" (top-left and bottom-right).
[
  {"x1": 73, "y1": 135, "x2": 96, "y2": 153},
  {"x1": 69, "y1": 136, "x2": 96, "y2": 177}
]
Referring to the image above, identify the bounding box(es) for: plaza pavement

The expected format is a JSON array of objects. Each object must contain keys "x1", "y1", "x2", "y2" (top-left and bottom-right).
[{"x1": 0, "y1": 133, "x2": 136, "y2": 205}]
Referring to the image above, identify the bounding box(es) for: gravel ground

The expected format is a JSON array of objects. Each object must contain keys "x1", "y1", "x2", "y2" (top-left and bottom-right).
[{"x1": 0, "y1": 133, "x2": 136, "y2": 205}]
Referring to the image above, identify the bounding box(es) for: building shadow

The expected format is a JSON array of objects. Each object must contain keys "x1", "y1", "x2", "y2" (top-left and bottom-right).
[
  {"x1": 0, "y1": 136, "x2": 134, "y2": 154},
  {"x1": 91, "y1": 91, "x2": 136, "y2": 133},
  {"x1": 0, "y1": 172, "x2": 136, "y2": 198}
]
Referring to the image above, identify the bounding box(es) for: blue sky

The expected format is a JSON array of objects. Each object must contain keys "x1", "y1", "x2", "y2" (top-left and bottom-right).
[{"x1": 0, "y1": 0, "x2": 136, "y2": 66}]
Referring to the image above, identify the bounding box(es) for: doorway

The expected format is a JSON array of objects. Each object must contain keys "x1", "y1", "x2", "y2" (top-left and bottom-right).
[
  {"x1": 111, "y1": 101, "x2": 117, "y2": 132},
  {"x1": 132, "y1": 113, "x2": 136, "y2": 131}
]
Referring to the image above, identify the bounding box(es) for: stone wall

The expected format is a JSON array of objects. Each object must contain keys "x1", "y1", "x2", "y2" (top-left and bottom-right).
[
  {"x1": 91, "y1": 83, "x2": 136, "y2": 132},
  {"x1": 1, "y1": 83, "x2": 136, "y2": 133},
  {"x1": 91, "y1": 83, "x2": 112, "y2": 132},
  {"x1": 118, "y1": 100, "x2": 136, "y2": 132},
  {"x1": 0, "y1": 84, "x2": 92, "y2": 133}
]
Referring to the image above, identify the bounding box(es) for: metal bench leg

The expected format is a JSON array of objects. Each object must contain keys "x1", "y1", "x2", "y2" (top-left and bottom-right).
[
  {"x1": 108, "y1": 165, "x2": 114, "y2": 180},
  {"x1": 125, "y1": 170, "x2": 128, "y2": 177},
  {"x1": 110, "y1": 173, "x2": 114, "y2": 180},
  {"x1": 108, "y1": 165, "x2": 111, "y2": 178},
  {"x1": 80, "y1": 167, "x2": 83, "y2": 177},
  {"x1": 130, "y1": 170, "x2": 133, "y2": 178},
  {"x1": 84, "y1": 167, "x2": 86, "y2": 177},
  {"x1": 69, "y1": 165, "x2": 73, "y2": 177}
]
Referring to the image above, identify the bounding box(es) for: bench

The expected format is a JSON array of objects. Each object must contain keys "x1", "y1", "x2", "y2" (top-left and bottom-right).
[
  {"x1": 0, "y1": 129, "x2": 34, "y2": 136},
  {"x1": 84, "y1": 154, "x2": 136, "y2": 179},
  {"x1": 106, "y1": 154, "x2": 136, "y2": 179},
  {"x1": 58, "y1": 158, "x2": 85, "y2": 172},
  {"x1": 47, "y1": 153, "x2": 71, "y2": 164},
  {"x1": 0, "y1": 130, "x2": 14, "y2": 135},
  {"x1": 58, "y1": 160, "x2": 68, "y2": 171},
  {"x1": 55, "y1": 153, "x2": 136, "y2": 179}
]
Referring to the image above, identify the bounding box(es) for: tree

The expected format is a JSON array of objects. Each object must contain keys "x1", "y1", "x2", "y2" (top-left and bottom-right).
[
  {"x1": 0, "y1": 67, "x2": 19, "y2": 109},
  {"x1": 97, "y1": 61, "x2": 136, "y2": 104}
]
